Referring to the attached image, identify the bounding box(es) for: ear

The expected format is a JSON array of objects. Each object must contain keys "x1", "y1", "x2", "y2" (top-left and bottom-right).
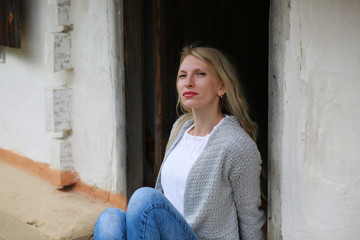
[{"x1": 218, "y1": 85, "x2": 226, "y2": 97}]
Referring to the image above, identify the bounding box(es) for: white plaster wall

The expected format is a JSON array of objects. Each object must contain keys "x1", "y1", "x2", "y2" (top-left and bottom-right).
[
  {"x1": 0, "y1": 1, "x2": 59, "y2": 163},
  {"x1": 0, "y1": 0, "x2": 126, "y2": 195},
  {"x1": 274, "y1": 0, "x2": 360, "y2": 239},
  {"x1": 70, "y1": 0, "x2": 126, "y2": 195}
]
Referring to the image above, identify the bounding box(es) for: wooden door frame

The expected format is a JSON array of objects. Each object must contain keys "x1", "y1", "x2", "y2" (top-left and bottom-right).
[
  {"x1": 123, "y1": 0, "x2": 145, "y2": 198},
  {"x1": 123, "y1": 0, "x2": 166, "y2": 197},
  {"x1": 153, "y1": 0, "x2": 166, "y2": 175},
  {"x1": 123, "y1": 1, "x2": 269, "y2": 212}
]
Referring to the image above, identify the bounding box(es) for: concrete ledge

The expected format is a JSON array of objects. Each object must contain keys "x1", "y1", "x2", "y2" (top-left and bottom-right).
[
  {"x1": 0, "y1": 161, "x2": 112, "y2": 240},
  {"x1": 0, "y1": 148, "x2": 127, "y2": 210}
]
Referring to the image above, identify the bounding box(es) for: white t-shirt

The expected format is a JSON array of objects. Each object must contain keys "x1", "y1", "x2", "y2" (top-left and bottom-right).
[{"x1": 161, "y1": 117, "x2": 226, "y2": 215}]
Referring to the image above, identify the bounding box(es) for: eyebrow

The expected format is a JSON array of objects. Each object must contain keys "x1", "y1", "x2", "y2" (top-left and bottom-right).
[{"x1": 178, "y1": 68, "x2": 207, "y2": 73}]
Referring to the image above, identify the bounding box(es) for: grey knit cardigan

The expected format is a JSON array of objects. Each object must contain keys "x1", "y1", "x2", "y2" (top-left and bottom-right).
[{"x1": 155, "y1": 115, "x2": 265, "y2": 240}]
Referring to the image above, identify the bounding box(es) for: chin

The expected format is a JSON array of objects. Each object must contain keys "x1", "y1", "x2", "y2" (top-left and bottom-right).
[{"x1": 181, "y1": 101, "x2": 198, "y2": 109}]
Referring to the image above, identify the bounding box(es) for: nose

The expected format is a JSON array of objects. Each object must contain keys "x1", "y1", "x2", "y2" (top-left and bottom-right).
[{"x1": 184, "y1": 76, "x2": 194, "y2": 88}]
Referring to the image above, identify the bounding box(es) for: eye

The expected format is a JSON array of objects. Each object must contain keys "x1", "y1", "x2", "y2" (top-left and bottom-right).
[
  {"x1": 178, "y1": 73, "x2": 186, "y2": 79},
  {"x1": 196, "y1": 72, "x2": 206, "y2": 76}
]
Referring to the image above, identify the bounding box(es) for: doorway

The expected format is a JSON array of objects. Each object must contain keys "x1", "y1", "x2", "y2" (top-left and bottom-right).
[{"x1": 124, "y1": 0, "x2": 269, "y2": 206}]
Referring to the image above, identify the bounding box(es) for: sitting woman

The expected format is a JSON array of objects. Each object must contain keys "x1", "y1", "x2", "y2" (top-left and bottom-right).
[{"x1": 94, "y1": 45, "x2": 266, "y2": 240}]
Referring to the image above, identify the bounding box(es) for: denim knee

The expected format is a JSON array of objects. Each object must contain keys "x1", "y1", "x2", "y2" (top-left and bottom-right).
[
  {"x1": 132, "y1": 187, "x2": 160, "y2": 199},
  {"x1": 94, "y1": 208, "x2": 126, "y2": 240},
  {"x1": 127, "y1": 187, "x2": 163, "y2": 213},
  {"x1": 126, "y1": 187, "x2": 198, "y2": 240},
  {"x1": 97, "y1": 208, "x2": 126, "y2": 223}
]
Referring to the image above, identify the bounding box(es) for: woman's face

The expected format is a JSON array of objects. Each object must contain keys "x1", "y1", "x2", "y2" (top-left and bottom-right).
[{"x1": 177, "y1": 55, "x2": 225, "y2": 111}]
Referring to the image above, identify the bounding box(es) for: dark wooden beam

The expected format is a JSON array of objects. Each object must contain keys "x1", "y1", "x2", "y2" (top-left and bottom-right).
[
  {"x1": 123, "y1": 0, "x2": 144, "y2": 198},
  {"x1": 153, "y1": 0, "x2": 165, "y2": 175}
]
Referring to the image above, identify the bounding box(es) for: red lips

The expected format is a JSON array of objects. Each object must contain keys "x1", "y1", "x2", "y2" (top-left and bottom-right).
[{"x1": 182, "y1": 91, "x2": 199, "y2": 98}]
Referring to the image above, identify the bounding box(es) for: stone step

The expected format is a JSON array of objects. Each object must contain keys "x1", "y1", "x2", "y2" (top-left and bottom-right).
[{"x1": 0, "y1": 161, "x2": 112, "y2": 240}]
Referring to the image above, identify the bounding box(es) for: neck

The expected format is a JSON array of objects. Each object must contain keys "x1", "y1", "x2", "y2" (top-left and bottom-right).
[{"x1": 190, "y1": 108, "x2": 224, "y2": 136}]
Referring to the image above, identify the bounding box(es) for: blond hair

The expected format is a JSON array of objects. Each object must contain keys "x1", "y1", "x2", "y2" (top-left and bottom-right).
[{"x1": 167, "y1": 46, "x2": 258, "y2": 150}]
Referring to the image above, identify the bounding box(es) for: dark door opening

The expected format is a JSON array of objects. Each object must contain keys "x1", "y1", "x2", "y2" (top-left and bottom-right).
[{"x1": 124, "y1": 0, "x2": 269, "y2": 210}]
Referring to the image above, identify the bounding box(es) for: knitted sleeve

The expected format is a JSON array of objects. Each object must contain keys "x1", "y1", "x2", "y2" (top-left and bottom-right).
[{"x1": 227, "y1": 139, "x2": 266, "y2": 240}]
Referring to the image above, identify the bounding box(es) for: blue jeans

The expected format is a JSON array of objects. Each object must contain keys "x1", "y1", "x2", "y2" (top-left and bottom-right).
[{"x1": 94, "y1": 187, "x2": 199, "y2": 240}]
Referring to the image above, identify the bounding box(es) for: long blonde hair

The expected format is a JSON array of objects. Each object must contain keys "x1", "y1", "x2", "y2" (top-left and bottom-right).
[{"x1": 167, "y1": 45, "x2": 258, "y2": 150}]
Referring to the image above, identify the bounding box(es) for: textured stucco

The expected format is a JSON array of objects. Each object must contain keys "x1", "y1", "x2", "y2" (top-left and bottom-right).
[
  {"x1": 70, "y1": 0, "x2": 126, "y2": 196},
  {"x1": 0, "y1": 1, "x2": 58, "y2": 163},
  {"x1": 270, "y1": 0, "x2": 360, "y2": 239},
  {"x1": 0, "y1": 0, "x2": 126, "y2": 196},
  {"x1": 268, "y1": 0, "x2": 289, "y2": 239}
]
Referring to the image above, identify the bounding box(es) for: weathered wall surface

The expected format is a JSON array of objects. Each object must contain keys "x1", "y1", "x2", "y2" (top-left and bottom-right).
[
  {"x1": 0, "y1": 1, "x2": 54, "y2": 163},
  {"x1": 268, "y1": 0, "x2": 288, "y2": 238},
  {"x1": 70, "y1": 0, "x2": 126, "y2": 195},
  {"x1": 270, "y1": 0, "x2": 360, "y2": 239},
  {"x1": 0, "y1": 0, "x2": 126, "y2": 195}
]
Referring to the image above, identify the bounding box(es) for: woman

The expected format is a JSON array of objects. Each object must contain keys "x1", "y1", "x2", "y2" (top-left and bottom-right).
[{"x1": 94, "y1": 46, "x2": 265, "y2": 240}]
